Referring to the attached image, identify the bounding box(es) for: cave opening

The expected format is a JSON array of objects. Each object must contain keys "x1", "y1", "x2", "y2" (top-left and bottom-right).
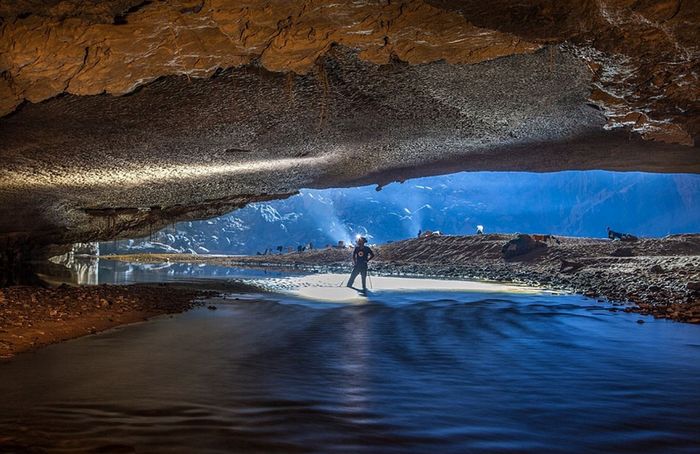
[
  {"x1": 3, "y1": 168, "x2": 700, "y2": 453},
  {"x1": 42, "y1": 169, "x2": 700, "y2": 288},
  {"x1": 103, "y1": 170, "x2": 700, "y2": 257}
]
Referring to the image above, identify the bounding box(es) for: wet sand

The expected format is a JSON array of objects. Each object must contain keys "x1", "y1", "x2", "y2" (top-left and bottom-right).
[
  {"x1": 250, "y1": 273, "x2": 545, "y2": 303},
  {"x1": 0, "y1": 284, "x2": 205, "y2": 358},
  {"x1": 3, "y1": 232, "x2": 698, "y2": 356},
  {"x1": 108, "y1": 233, "x2": 700, "y2": 323}
]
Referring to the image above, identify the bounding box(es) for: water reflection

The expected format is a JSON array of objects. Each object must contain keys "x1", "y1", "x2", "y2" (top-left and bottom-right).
[
  {"x1": 75, "y1": 257, "x2": 100, "y2": 285},
  {"x1": 48, "y1": 244, "x2": 100, "y2": 285},
  {"x1": 338, "y1": 305, "x2": 371, "y2": 414},
  {"x1": 50, "y1": 257, "x2": 299, "y2": 286}
]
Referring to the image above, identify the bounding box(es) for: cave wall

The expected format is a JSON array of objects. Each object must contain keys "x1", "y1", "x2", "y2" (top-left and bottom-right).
[
  {"x1": 0, "y1": 0, "x2": 698, "y2": 257},
  {"x1": 1, "y1": 48, "x2": 697, "y2": 250},
  {"x1": 1, "y1": 0, "x2": 697, "y2": 143}
]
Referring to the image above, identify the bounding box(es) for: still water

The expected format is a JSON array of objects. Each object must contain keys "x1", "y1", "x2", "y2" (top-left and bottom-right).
[
  {"x1": 49, "y1": 257, "x2": 303, "y2": 286},
  {"x1": 1, "y1": 278, "x2": 700, "y2": 453}
]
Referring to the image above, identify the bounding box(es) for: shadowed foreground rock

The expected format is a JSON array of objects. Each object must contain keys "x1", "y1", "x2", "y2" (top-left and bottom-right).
[{"x1": 1, "y1": 0, "x2": 697, "y2": 143}]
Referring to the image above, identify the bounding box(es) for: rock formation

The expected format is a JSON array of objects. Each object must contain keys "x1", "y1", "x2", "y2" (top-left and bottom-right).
[
  {"x1": 0, "y1": 0, "x2": 540, "y2": 116},
  {"x1": 2, "y1": 0, "x2": 697, "y2": 143},
  {"x1": 0, "y1": 0, "x2": 698, "y2": 259}
]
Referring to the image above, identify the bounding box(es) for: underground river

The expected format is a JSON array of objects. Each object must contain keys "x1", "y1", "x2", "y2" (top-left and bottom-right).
[{"x1": 1, "y1": 266, "x2": 699, "y2": 453}]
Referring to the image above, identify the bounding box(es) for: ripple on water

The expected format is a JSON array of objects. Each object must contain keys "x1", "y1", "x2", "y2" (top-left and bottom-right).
[{"x1": 1, "y1": 288, "x2": 699, "y2": 453}]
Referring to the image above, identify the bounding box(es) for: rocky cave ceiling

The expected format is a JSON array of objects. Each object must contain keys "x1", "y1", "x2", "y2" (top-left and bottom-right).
[{"x1": 0, "y1": 0, "x2": 698, "y2": 251}]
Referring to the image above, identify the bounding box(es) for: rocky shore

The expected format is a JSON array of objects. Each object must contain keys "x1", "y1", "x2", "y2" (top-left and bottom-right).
[
  {"x1": 111, "y1": 234, "x2": 700, "y2": 323},
  {"x1": 0, "y1": 284, "x2": 204, "y2": 358}
]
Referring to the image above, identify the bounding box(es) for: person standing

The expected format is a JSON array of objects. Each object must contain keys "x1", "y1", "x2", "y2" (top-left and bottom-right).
[{"x1": 347, "y1": 237, "x2": 374, "y2": 292}]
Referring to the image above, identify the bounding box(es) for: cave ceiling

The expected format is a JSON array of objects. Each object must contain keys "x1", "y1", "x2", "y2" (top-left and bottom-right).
[{"x1": 0, "y1": 0, "x2": 698, "y2": 249}]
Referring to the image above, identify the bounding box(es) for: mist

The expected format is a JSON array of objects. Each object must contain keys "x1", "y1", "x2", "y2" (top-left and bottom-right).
[{"x1": 101, "y1": 171, "x2": 700, "y2": 255}]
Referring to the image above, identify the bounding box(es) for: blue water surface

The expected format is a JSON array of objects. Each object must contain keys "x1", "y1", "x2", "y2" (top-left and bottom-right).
[{"x1": 1, "y1": 283, "x2": 699, "y2": 453}]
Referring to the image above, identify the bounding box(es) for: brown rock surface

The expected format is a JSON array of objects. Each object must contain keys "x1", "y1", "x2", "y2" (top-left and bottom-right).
[
  {"x1": 431, "y1": 0, "x2": 700, "y2": 144},
  {"x1": 0, "y1": 284, "x2": 203, "y2": 357},
  {"x1": 1, "y1": 0, "x2": 697, "y2": 143},
  {"x1": 0, "y1": 0, "x2": 538, "y2": 113}
]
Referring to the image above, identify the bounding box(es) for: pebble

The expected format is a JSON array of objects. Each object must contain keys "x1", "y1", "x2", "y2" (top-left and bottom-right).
[{"x1": 649, "y1": 264, "x2": 664, "y2": 273}]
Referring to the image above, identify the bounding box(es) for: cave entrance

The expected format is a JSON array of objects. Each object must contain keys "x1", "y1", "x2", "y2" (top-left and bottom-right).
[{"x1": 50, "y1": 170, "x2": 700, "y2": 286}]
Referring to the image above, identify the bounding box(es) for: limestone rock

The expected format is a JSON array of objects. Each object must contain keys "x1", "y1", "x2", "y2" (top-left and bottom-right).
[
  {"x1": 0, "y1": 0, "x2": 697, "y2": 144},
  {"x1": 0, "y1": 0, "x2": 539, "y2": 114}
]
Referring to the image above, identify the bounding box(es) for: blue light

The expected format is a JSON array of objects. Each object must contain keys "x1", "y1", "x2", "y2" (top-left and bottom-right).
[{"x1": 103, "y1": 171, "x2": 700, "y2": 255}]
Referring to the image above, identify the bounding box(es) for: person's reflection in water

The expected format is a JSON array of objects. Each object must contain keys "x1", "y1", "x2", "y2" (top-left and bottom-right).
[{"x1": 338, "y1": 303, "x2": 371, "y2": 413}]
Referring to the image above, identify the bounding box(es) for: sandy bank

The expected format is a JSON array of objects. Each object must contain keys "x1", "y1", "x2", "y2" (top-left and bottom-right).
[
  {"x1": 0, "y1": 284, "x2": 205, "y2": 358},
  {"x1": 249, "y1": 273, "x2": 546, "y2": 303}
]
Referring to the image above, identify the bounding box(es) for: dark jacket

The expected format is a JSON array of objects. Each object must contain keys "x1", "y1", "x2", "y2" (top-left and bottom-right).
[{"x1": 352, "y1": 245, "x2": 374, "y2": 267}]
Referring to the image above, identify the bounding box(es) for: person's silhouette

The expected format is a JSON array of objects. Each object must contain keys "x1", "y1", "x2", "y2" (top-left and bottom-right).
[{"x1": 347, "y1": 237, "x2": 374, "y2": 292}]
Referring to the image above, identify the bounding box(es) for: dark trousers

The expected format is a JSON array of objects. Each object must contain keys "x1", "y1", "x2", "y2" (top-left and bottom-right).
[{"x1": 347, "y1": 265, "x2": 368, "y2": 290}]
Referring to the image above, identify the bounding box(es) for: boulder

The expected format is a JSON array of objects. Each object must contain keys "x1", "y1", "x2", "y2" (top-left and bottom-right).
[
  {"x1": 560, "y1": 259, "x2": 584, "y2": 273},
  {"x1": 501, "y1": 234, "x2": 547, "y2": 259},
  {"x1": 611, "y1": 247, "x2": 634, "y2": 257}
]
